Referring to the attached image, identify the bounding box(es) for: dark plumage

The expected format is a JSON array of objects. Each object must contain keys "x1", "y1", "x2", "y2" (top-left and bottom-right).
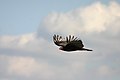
[{"x1": 53, "y1": 34, "x2": 93, "y2": 52}]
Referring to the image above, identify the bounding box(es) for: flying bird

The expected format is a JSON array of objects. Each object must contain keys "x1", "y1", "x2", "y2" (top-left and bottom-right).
[{"x1": 53, "y1": 34, "x2": 93, "y2": 52}]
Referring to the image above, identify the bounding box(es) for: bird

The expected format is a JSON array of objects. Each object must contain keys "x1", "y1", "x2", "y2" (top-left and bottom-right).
[{"x1": 53, "y1": 34, "x2": 93, "y2": 52}]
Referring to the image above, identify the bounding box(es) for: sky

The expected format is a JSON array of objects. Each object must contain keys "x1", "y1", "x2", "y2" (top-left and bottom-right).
[{"x1": 0, "y1": 0, "x2": 120, "y2": 80}]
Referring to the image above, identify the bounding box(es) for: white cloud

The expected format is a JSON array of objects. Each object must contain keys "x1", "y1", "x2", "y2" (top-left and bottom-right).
[
  {"x1": 0, "y1": 1, "x2": 120, "y2": 80},
  {"x1": 0, "y1": 56, "x2": 51, "y2": 79},
  {"x1": 7, "y1": 56, "x2": 57, "y2": 79},
  {"x1": 8, "y1": 56, "x2": 39, "y2": 77},
  {"x1": 0, "y1": 33, "x2": 46, "y2": 52},
  {"x1": 41, "y1": 1, "x2": 120, "y2": 35},
  {"x1": 97, "y1": 65, "x2": 112, "y2": 75},
  {"x1": 0, "y1": 54, "x2": 87, "y2": 80}
]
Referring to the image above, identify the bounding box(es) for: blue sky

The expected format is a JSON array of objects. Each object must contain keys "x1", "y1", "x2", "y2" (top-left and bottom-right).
[
  {"x1": 1, "y1": 0, "x2": 119, "y2": 35},
  {"x1": 0, "y1": 0, "x2": 120, "y2": 80},
  {"x1": 0, "y1": 0, "x2": 88, "y2": 35}
]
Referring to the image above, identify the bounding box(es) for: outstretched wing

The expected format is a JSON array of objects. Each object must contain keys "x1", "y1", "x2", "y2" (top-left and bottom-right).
[{"x1": 53, "y1": 35, "x2": 68, "y2": 47}]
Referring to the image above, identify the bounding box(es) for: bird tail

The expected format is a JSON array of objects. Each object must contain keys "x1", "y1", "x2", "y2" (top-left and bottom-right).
[{"x1": 82, "y1": 48, "x2": 93, "y2": 51}]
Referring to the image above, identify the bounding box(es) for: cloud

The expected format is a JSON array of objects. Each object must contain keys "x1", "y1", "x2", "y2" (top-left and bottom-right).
[
  {"x1": 8, "y1": 56, "x2": 39, "y2": 77},
  {"x1": 0, "y1": 54, "x2": 87, "y2": 80},
  {"x1": 0, "y1": 1, "x2": 120, "y2": 80},
  {"x1": 0, "y1": 33, "x2": 46, "y2": 52},
  {"x1": 37, "y1": 1, "x2": 120, "y2": 57},
  {"x1": 0, "y1": 55, "x2": 56, "y2": 79},
  {"x1": 40, "y1": 1, "x2": 120, "y2": 35},
  {"x1": 97, "y1": 65, "x2": 113, "y2": 75},
  {"x1": 0, "y1": 33, "x2": 88, "y2": 80}
]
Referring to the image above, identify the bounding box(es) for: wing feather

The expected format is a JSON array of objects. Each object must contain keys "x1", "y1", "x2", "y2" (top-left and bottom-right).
[
  {"x1": 53, "y1": 35, "x2": 84, "y2": 48},
  {"x1": 66, "y1": 35, "x2": 84, "y2": 48},
  {"x1": 53, "y1": 35, "x2": 68, "y2": 46}
]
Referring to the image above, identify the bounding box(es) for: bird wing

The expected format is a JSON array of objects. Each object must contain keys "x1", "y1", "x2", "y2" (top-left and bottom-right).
[
  {"x1": 53, "y1": 35, "x2": 84, "y2": 48},
  {"x1": 53, "y1": 35, "x2": 68, "y2": 47}
]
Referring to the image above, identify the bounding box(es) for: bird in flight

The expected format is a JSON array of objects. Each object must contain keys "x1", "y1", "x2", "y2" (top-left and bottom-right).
[{"x1": 53, "y1": 34, "x2": 93, "y2": 52}]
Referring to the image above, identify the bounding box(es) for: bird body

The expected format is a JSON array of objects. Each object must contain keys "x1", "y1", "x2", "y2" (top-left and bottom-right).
[{"x1": 53, "y1": 35, "x2": 92, "y2": 52}]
